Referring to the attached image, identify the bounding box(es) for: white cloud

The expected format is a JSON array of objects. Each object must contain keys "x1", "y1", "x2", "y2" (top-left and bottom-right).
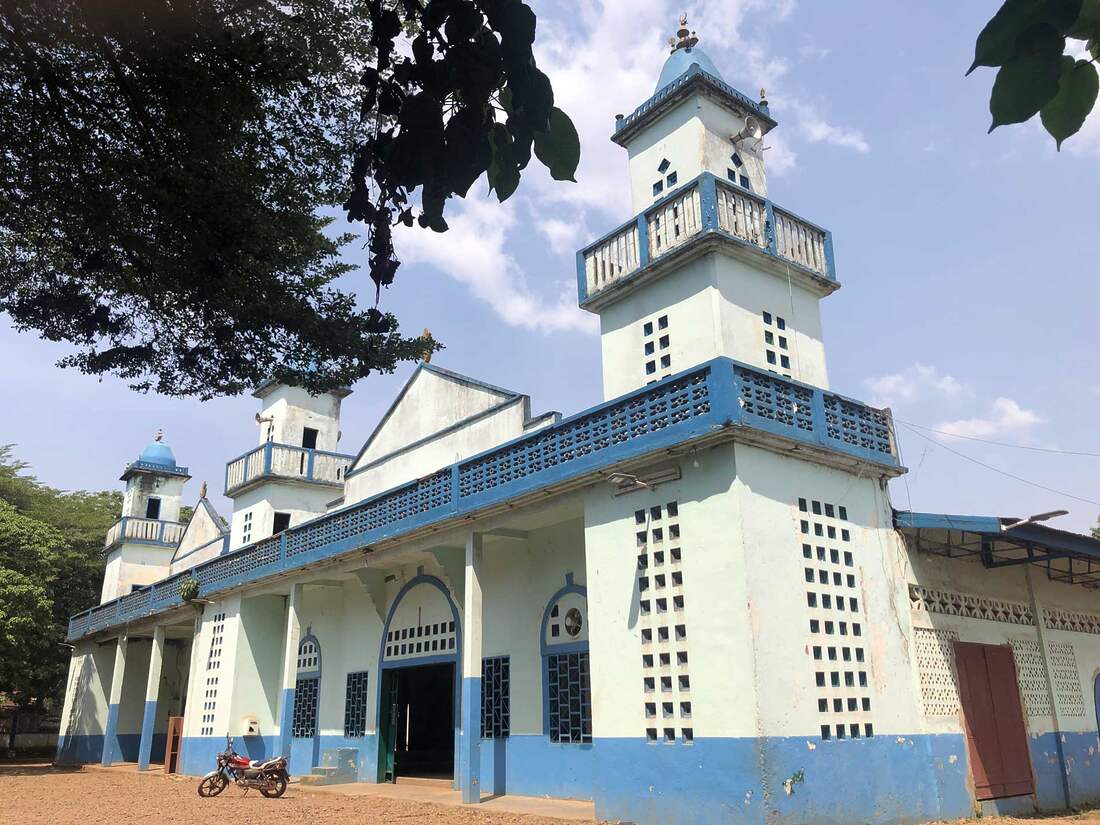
[
  {"x1": 536, "y1": 217, "x2": 585, "y2": 255},
  {"x1": 394, "y1": 194, "x2": 597, "y2": 334},
  {"x1": 865, "y1": 363, "x2": 969, "y2": 408},
  {"x1": 937, "y1": 398, "x2": 1041, "y2": 439},
  {"x1": 783, "y1": 99, "x2": 870, "y2": 153}
]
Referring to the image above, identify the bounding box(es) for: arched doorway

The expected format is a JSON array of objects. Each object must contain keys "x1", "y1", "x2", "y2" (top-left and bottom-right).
[
  {"x1": 376, "y1": 576, "x2": 461, "y2": 783},
  {"x1": 290, "y1": 629, "x2": 321, "y2": 770}
]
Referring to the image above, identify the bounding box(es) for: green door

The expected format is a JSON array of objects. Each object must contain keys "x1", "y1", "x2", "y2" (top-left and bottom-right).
[{"x1": 378, "y1": 669, "x2": 399, "y2": 782}]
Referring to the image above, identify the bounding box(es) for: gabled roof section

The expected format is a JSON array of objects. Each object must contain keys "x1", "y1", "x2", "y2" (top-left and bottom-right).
[
  {"x1": 172, "y1": 496, "x2": 230, "y2": 565},
  {"x1": 354, "y1": 362, "x2": 526, "y2": 468}
]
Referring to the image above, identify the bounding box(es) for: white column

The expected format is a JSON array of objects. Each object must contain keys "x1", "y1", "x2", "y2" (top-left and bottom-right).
[
  {"x1": 275, "y1": 583, "x2": 303, "y2": 757},
  {"x1": 137, "y1": 626, "x2": 166, "y2": 770},
  {"x1": 459, "y1": 532, "x2": 483, "y2": 803},
  {"x1": 100, "y1": 634, "x2": 128, "y2": 766}
]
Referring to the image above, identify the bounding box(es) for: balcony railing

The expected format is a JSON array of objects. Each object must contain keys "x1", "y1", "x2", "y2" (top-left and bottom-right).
[
  {"x1": 577, "y1": 173, "x2": 835, "y2": 303},
  {"x1": 225, "y1": 442, "x2": 355, "y2": 495},
  {"x1": 104, "y1": 517, "x2": 186, "y2": 550},
  {"x1": 70, "y1": 358, "x2": 898, "y2": 641}
]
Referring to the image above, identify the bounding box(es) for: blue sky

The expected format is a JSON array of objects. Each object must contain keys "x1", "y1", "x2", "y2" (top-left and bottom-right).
[{"x1": 2, "y1": 0, "x2": 1098, "y2": 533}]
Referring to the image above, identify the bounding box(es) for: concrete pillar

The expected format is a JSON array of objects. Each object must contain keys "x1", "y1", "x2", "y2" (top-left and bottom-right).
[
  {"x1": 137, "y1": 626, "x2": 166, "y2": 770},
  {"x1": 275, "y1": 583, "x2": 303, "y2": 758},
  {"x1": 459, "y1": 532, "x2": 483, "y2": 804},
  {"x1": 101, "y1": 634, "x2": 128, "y2": 766},
  {"x1": 1026, "y1": 566, "x2": 1072, "y2": 808}
]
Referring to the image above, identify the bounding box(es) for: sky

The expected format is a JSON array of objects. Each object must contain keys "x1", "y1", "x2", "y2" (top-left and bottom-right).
[{"x1": 2, "y1": 0, "x2": 1099, "y2": 534}]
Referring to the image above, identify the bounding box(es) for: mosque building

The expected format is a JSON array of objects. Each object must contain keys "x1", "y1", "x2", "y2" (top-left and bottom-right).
[{"x1": 56, "y1": 18, "x2": 1100, "y2": 824}]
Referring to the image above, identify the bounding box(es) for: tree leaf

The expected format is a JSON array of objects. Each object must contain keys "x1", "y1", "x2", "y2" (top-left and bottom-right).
[
  {"x1": 988, "y1": 24, "x2": 1065, "y2": 130},
  {"x1": 969, "y1": 0, "x2": 1082, "y2": 73},
  {"x1": 487, "y1": 123, "x2": 520, "y2": 202},
  {"x1": 1068, "y1": 0, "x2": 1100, "y2": 36},
  {"x1": 532, "y1": 107, "x2": 580, "y2": 182},
  {"x1": 1041, "y1": 58, "x2": 1099, "y2": 147}
]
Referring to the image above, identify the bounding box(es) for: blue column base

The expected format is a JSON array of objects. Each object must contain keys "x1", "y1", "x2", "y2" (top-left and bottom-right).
[
  {"x1": 277, "y1": 687, "x2": 295, "y2": 762},
  {"x1": 459, "y1": 676, "x2": 482, "y2": 804},
  {"x1": 100, "y1": 703, "x2": 121, "y2": 767},
  {"x1": 137, "y1": 700, "x2": 158, "y2": 770}
]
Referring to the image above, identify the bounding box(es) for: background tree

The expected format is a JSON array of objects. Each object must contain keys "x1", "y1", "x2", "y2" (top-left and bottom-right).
[
  {"x1": 0, "y1": 0, "x2": 578, "y2": 398},
  {"x1": 970, "y1": 0, "x2": 1100, "y2": 148},
  {"x1": 0, "y1": 446, "x2": 119, "y2": 722}
]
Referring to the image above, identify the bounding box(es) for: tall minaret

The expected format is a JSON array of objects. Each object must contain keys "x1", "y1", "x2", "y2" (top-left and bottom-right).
[
  {"x1": 101, "y1": 430, "x2": 190, "y2": 602},
  {"x1": 224, "y1": 380, "x2": 354, "y2": 550},
  {"x1": 580, "y1": 16, "x2": 837, "y2": 399}
]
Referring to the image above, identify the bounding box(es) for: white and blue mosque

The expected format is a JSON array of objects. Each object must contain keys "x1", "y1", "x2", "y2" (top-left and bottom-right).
[{"x1": 56, "y1": 19, "x2": 1100, "y2": 824}]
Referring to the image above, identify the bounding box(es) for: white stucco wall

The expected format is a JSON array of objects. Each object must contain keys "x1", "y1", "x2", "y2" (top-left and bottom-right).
[
  {"x1": 58, "y1": 640, "x2": 115, "y2": 739},
  {"x1": 598, "y1": 250, "x2": 829, "y2": 399},
  {"x1": 228, "y1": 483, "x2": 336, "y2": 551},
  {"x1": 257, "y1": 384, "x2": 344, "y2": 453},
  {"x1": 183, "y1": 594, "x2": 242, "y2": 740},
  {"x1": 101, "y1": 544, "x2": 175, "y2": 602},
  {"x1": 170, "y1": 502, "x2": 227, "y2": 574},
  {"x1": 122, "y1": 475, "x2": 186, "y2": 522}
]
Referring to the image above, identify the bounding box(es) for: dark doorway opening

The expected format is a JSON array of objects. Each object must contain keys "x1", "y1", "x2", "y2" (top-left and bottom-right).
[{"x1": 380, "y1": 663, "x2": 454, "y2": 781}]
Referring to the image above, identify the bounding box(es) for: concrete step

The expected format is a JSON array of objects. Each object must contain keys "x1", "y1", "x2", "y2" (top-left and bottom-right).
[
  {"x1": 310, "y1": 765, "x2": 340, "y2": 776},
  {"x1": 299, "y1": 773, "x2": 357, "y2": 787}
]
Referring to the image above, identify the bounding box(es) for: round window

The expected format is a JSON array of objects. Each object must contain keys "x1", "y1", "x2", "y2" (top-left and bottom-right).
[{"x1": 564, "y1": 607, "x2": 583, "y2": 637}]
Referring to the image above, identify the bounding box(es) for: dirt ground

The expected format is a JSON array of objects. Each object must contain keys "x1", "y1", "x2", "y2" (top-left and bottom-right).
[
  {"x1": 3, "y1": 761, "x2": 1100, "y2": 825},
  {"x1": 0, "y1": 762, "x2": 578, "y2": 825}
]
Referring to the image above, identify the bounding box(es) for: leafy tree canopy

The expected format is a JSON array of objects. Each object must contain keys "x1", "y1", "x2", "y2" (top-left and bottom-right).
[
  {"x1": 0, "y1": 0, "x2": 578, "y2": 398},
  {"x1": 0, "y1": 446, "x2": 120, "y2": 710},
  {"x1": 970, "y1": 0, "x2": 1100, "y2": 148}
]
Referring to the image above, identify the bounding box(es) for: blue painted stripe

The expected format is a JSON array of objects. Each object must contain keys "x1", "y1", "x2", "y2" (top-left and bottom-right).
[
  {"x1": 137, "y1": 700, "x2": 157, "y2": 770},
  {"x1": 277, "y1": 686, "x2": 295, "y2": 761},
  {"x1": 459, "y1": 676, "x2": 482, "y2": 803},
  {"x1": 100, "y1": 703, "x2": 121, "y2": 767}
]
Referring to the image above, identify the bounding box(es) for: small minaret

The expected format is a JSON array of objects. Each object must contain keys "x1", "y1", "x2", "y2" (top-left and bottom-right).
[
  {"x1": 580, "y1": 17, "x2": 836, "y2": 399},
  {"x1": 225, "y1": 381, "x2": 354, "y2": 550},
  {"x1": 102, "y1": 430, "x2": 190, "y2": 602}
]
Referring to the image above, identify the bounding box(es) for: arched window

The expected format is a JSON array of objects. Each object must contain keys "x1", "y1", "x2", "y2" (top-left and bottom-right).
[
  {"x1": 540, "y1": 575, "x2": 591, "y2": 744},
  {"x1": 292, "y1": 629, "x2": 321, "y2": 738}
]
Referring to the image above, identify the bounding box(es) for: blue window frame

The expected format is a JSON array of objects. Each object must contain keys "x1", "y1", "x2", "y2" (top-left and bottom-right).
[{"x1": 481, "y1": 656, "x2": 510, "y2": 739}]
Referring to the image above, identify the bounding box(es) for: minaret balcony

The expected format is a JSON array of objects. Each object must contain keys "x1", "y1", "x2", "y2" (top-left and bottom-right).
[
  {"x1": 224, "y1": 441, "x2": 355, "y2": 496},
  {"x1": 104, "y1": 516, "x2": 186, "y2": 551},
  {"x1": 577, "y1": 172, "x2": 836, "y2": 309}
]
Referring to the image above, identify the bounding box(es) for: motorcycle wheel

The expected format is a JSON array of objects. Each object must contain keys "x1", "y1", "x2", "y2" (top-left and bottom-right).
[
  {"x1": 198, "y1": 774, "x2": 228, "y2": 797},
  {"x1": 260, "y1": 772, "x2": 288, "y2": 799}
]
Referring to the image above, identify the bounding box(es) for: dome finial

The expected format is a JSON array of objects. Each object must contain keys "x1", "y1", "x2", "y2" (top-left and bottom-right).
[
  {"x1": 421, "y1": 327, "x2": 433, "y2": 364},
  {"x1": 199, "y1": 480, "x2": 208, "y2": 499},
  {"x1": 154, "y1": 428, "x2": 164, "y2": 442},
  {"x1": 671, "y1": 12, "x2": 698, "y2": 52}
]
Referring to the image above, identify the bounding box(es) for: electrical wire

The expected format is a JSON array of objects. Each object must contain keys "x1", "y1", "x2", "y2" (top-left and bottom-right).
[
  {"x1": 896, "y1": 418, "x2": 1100, "y2": 457},
  {"x1": 898, "y1": 422, "x2": 1100, "y2": 507}
]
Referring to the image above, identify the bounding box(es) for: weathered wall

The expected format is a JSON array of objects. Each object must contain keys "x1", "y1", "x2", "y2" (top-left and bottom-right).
[{"x1": 256, "y1": 384, "x2": 344, "y2": 452}]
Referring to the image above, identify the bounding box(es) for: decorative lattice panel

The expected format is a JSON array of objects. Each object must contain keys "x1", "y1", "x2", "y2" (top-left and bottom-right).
[
  {"x1": 641, "y1": 314, "x2": 672, "y2": 383},
  {"x1": 1044, "y1": 609, "x2": 1100, "y2": 635},
  {"x1": 344, "y1": 671, "x2": 369, "y2": 737},
  {"x1": 636, "y1": 500, "x2": 693, "y2": 744},
  {"x1": 1008, "y1": 639, "x2": 1051, "y2": 717},
  {"x1": 288, "y1": 469, "x2": 453, "y2": 558},
  {"x1": 384, "y1": 618, "x2": 456, "y2": 660},
  {"x1": 1048, "y1": 641, "x2": 1085, "y2": 717},
  {"x1": 909, "y1": 585, "x2": 1035, "y2": 626},
  {"x1": 201, "y1": 611, "x2": 227, "y2": 736},
  {"x1": 547, "y1": 651, "x2": 592, "y2": 744},
  {"x1": 458, "y1": 372, "x2": 711, "y2": 498},
  {"x1": 822, "y1": 394, "x2": 893, "y2": 456},
  {"x1": 913, "y1": 628, "x2": 960, "y2": 717},
  {"x1": 737, "y1": 367, "x2": 814, "y2": 433},
  {"x1": 761, "y1": 311, "x2": 793, "y2": 378},
  {"x1": 292, "y1": 676, "x2": 319, "y2": 738},
  {"x1": 298, "y1": 638, "x2": 319, "y2": 671},
  {"x1": 799, "y1": 498, "x2": 874, "y2": 740},
  {"x1": 481, "y1": 656, "x2": 511, "y2": 739},
  {"x1": 195, "y1": 537, "x2": 279, "y2": 587}
]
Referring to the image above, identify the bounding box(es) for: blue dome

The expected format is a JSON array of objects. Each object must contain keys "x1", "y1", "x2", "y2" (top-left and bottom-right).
[
  {"x1": 137, "y1": 441, "x2": 177, "y2": 469},
  {"x1": 655, "y1": 47, "x2": 723, "y2": 93}
]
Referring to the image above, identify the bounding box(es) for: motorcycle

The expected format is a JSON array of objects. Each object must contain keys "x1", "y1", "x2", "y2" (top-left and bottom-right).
[{"x1": 197, "y1": 737, "x2": 289, "y2": 798}]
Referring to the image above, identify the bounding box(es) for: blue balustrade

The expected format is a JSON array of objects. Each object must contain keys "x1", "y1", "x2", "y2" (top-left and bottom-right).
[
  {"x1": 577, "y1": 172, "x2": 836, "y2": 304},
  {"x1": 67, "y1": 359, "x2": 898, "y2": 641},
  {"x1": 224, "y1": 442, "x2": 355, "y2": 494}
]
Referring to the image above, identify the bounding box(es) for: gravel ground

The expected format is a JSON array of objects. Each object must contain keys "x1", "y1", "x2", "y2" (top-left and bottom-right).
[
  {"x1": 4, "y1": 761, "x2": 1100, "y2": 825},
  {"x1": 0, "y1": 762, "x2": 579, "y2": 825}
]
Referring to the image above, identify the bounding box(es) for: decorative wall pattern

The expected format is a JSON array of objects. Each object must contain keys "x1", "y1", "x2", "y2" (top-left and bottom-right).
[
  {"x1": 481, "y1": 656, "x2": 510, "y2": 739},
  {"x1": 200, "y1": 611, "x2": 226, "y2": 736},
  {"x1": 913, "y1": 627, "x2": 960, "y2": 717},
  {"x1": 636, "y1": 500, "x2": 693, "y2": 744},
  {"x1": 1044, "y1": 608, "x2": 1100, "y2": 635},
  {"x1": 1008, "y1": 639, "x2": 1052, "y2": 717},
  {"x1": 762, "y1": 311, "x2": 793, "y2": 378},
  {"x1": 547, "y1": 651, "x2": 592, "y2": 744},
  {"x1": 642, "y1": 314, "x2": 672, "y2": 384},
  {"x1": 383, "y1": 618, "x2": 456, "y2": 660},
  {"x1": 343, "y1": 671, "x2": 369, "y2": 738},
  {"x1": 908, "y1": 585, "x2": 1035, "y2": 626},
  {"x1": 1048, "y1": 641, "x2": 1085, "y2": 718},
  {"x1": 799, "y1": 498, "x2": 874, "y2": 740}
]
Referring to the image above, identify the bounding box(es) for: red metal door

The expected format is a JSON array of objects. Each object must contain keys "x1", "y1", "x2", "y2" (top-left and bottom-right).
[{"x1": 953, "y1": 641, "x2": 1034, "y2": 800}]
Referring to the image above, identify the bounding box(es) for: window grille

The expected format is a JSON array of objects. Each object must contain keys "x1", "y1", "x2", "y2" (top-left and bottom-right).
[
  {"x1": 481, "y1": 656, "x2": 511, "y2": 739},
  {"x1": 344, "y1": 671, "x2": 369, "y2": 737},
  {"x1": 547, "y1": 651, "x2": 592, "y2": 744}
]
